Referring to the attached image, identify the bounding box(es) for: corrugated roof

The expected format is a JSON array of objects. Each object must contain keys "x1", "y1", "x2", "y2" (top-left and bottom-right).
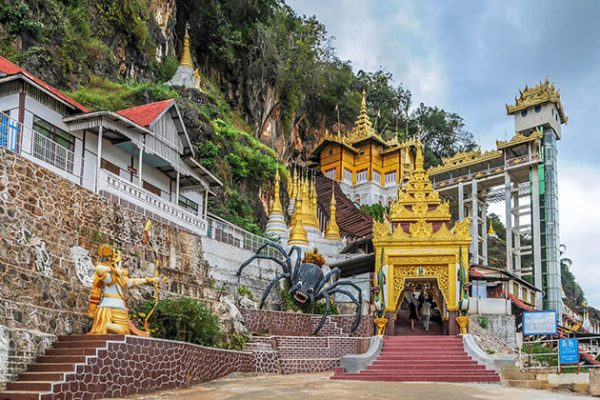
[
  {"x1": 315, "y1": 174, "x2": 373, "y2": 239},
  {"x1": 0, "y1": 56, "x2": 89, "y2": 113},
  {"x1": 117, "y1": 99, "x2": 174, "y2": 127}
]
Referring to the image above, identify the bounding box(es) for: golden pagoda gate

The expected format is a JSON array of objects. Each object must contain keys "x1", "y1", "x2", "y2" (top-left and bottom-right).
[{"x1": 373, "y1": 141, "x2": 471, "y2": 335}]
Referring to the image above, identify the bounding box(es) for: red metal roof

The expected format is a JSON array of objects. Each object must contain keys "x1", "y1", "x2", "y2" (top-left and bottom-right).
[
  {"x1": 0, "y1": 56, "x2": 89, "y2": 113},
  {"x1": 117, "y1": 99, "x2": 174, "y2": 127},
  {"x1": 507, "y1": 293, "x2": 535, "y2": 311}
]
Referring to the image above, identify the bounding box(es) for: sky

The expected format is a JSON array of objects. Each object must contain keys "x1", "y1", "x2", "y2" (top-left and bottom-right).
[{"x1": 290, "y1": 0, "x2": 600, "y2": 308}]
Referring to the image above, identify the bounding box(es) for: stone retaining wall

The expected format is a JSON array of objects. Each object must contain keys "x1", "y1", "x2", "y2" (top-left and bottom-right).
[
  {"x1": 0, "y1": 151, "x2": 278, "y2": 387},
  {"x1": 45, "y1": 336, "x2": 258, "y2": 399}
]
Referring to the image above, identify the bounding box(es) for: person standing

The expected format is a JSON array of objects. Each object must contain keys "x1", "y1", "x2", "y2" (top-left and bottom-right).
[
  {"x1": 422, "y1": 298, "x2": 432, "y2": 332},
  {"x1": 408, "y1": 296, "x2": 418, "y2": 331}
]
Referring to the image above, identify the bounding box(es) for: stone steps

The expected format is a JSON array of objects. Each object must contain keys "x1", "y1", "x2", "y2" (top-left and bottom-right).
[
  {"x1": 332, "y1": 335, "x2": 501, "y2": 383},
  {"x1": 0, "y1": 335, "x2": 121, "y2": 400}
]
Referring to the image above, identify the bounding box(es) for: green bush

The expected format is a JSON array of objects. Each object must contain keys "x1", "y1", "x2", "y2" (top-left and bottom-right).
[
  {"x1": 224, "y1": 153, "x2": 248, "y2": 180},
  {"x1": 157, "y1": 56, "x2": 179, "y2": 82},
  {"x1": 477, "y1": 315, "x2": 489, "y2": 329},
  {"x1": 197, "y1": 141, "x2": 219, "y2": 169},
  {"x1": 360, "y1": 204, "x2": 388, "y2": 223},
  {"x1": 221, "y1": 333, "x2": 249, "y2": 351},
  {"x1": 132, "y1": 297, "x2": 221, "y2": 347},
  {"x1": 237, "y1": 286, "x2": 256, "y2": 302}
]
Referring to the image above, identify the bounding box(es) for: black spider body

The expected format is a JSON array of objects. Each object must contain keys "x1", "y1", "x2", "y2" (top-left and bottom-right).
[{"x1": 237, "y1": 243, "x2": 362, "y2": 334}]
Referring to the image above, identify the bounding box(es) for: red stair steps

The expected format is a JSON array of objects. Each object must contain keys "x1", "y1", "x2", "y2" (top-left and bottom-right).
[
  {"x1": 331, "y1": 335, "x2": 500, "y2": 383},
  {"x1": 0, "y1": 335, "x2": 123, "y2": 400}
]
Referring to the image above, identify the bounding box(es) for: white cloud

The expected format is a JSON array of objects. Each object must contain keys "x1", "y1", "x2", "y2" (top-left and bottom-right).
[{"x1": 558, "y1": 162, "x2": 600, "y2": 308}]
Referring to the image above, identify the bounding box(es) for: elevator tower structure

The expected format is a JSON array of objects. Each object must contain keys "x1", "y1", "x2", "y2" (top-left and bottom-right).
[{"x1": 427, "y1": 79, "x2": 566, "y2": 318}]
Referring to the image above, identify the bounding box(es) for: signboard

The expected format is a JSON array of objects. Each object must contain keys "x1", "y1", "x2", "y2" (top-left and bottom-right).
[
  {"x1": 559, "y1": 338, "x2": 579, "y2": 364},
  {"x1": 523, "y1": 311, "x2": 557, "y2": 336}
]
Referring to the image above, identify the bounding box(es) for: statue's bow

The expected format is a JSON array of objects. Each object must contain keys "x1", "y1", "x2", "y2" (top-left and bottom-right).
[{"x1": 142, "y1": 220, "x2": 160, "y2": 332}]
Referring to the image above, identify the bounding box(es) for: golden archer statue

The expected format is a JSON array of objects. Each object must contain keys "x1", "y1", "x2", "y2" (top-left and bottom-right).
[{"x1": 87, "y1": 242, "x2": 159, "y2": 336}]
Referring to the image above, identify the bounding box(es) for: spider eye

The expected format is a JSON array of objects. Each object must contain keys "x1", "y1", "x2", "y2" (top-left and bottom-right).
[
  {"x1": 297, "y1": 281, "x2": 302, "y2": 287},
  {"x1": 307, "y1": 288, "x2": 314, "y2": 294}
]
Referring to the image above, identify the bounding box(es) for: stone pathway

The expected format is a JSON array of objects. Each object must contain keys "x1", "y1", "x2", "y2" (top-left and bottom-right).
[{"x1": 114, "y1": 372, "x2": 594, "y2": 400}]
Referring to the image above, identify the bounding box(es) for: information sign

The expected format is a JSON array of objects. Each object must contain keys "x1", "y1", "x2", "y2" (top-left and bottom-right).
[
  {"x1": 523, "y1": 311, "x2": 557, "y2": 336},
  {"x1": 559, "y1": 338, "x2": 579, "y2": 365}
]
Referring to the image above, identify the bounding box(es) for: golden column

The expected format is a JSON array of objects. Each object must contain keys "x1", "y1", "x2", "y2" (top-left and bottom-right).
[{"x1": 288, "y1": 186, "x2": 308, "y2": 247}]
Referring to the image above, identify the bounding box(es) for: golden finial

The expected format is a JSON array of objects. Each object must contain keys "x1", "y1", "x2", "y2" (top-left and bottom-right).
[
  {"x1": 180, "y1": 24, "x2": 194, "y2": 68},
  {"x1": 361, "y1": 88, "x2": 367, "y2": 112},
  {"x1": 271, "y1": 169, "x2": 283, "y2": 214},
  {"x1": 310, "y1": 175, "x2": 320, "y2": 230},
  {"x1": 325, "y1": 189, "x2": 340, "y2": 241}
]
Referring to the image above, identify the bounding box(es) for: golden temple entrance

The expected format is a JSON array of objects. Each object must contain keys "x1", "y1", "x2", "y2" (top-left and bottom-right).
[
  {"x1": 393, "y1": 278, "x2": 445, "y2": 335},
  {"x1": 372, "y1": 141, "x2": 471, "y2": 336}
]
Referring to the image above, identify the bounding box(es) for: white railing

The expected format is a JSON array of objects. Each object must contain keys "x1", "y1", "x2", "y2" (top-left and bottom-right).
[
  {"x1": 0, "y1": 111, "x2": 84, "y2": 181},
  {"x1": 98, "y1": 169, "x2": 208, "y2": 235},
  {"x1": 207, "y1": 214, "x2": 279, "y2": 256},
  {"x1": 521, "y1": 335, "x2": 600, "y2": 372}
]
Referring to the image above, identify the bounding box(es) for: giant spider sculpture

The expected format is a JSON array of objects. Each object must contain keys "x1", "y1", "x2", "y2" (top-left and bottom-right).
[{"x1": 237, "y1": 243, "x2": 362, "y2": 335}]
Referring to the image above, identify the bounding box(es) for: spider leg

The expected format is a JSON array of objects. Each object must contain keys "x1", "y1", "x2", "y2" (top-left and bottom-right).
[
  {"x1": 314, "y1": 267, "x2": 341, "y2": 294},
  {"x1": 237, "y1": 254, "x2": 290, "y2": 277},
  {"x1": 326, "y1": 287, "x2": 362, "y2": 332},
  {"x1": 259, "y1": 273, "x2": 290, "y2": 309},
  {"x1": 323, "y1": 280, "x2": 364, "y2": 305},
  {"x1": 312, "y1": 293, "x2": 331, "y2": 335},
  {"x1": 287, "y1": 246, "x2": 303, "y2": 282}
]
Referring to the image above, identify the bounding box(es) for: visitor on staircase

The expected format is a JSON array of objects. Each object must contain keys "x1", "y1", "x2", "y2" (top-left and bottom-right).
[{"x1": 422, "y1": 297, "x2": 432, "y2": 332}]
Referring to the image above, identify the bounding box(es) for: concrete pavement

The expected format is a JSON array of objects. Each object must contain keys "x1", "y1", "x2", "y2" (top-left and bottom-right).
[{"x1": 116, "y1": 372, "x2": 595, "y2": 400}]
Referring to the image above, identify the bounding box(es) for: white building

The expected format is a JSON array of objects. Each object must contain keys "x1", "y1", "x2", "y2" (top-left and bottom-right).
[{"x1": 0, "y1": 56, "x2": 221, "y2": 236}]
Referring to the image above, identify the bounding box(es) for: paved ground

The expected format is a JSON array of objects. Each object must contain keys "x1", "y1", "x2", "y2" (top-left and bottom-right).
[{"x1": 118, "y1": 373, "x2": 594, "y2": 400}]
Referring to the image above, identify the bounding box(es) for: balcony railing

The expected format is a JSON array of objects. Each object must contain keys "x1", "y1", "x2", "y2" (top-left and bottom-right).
[
  {"x1": 97, "y1": 169, "x2": 208, "y2": 235},
  {"x1": 0, "y1": 111, "x2": 83, "y2": 181}
]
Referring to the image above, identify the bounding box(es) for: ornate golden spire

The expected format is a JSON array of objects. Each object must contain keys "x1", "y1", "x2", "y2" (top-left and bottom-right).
[
  {"x1": 348, "y1": 89, "x2": 375, "y2": 141},
  {"x1": 271, "y1": 169, "x2": 283, "y2": 215},
  {"x1": 288, "y1": 188, "x2": 308, "y2": 246},
  {"x1": 180, "y1": 25, "x2": 194, "y2": 68},
  {"x1": 325, "y1": 190, "x2": 340, "y2": 241},
  {"x1": 289, "y1": 176, "x2": 302, "y2": 228}
]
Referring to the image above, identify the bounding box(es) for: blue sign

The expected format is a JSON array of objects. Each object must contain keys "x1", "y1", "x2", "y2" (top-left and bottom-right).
[
  {"x1": 559, "y1": 338, "x2": 579, "y2": 364},
  {"x1": 523, "y1": 311, "x2": 558, "y2": 335}
]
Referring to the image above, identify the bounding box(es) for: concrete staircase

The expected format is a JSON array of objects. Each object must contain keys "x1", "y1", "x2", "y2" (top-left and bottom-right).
[
  {"x1": 0, "y1": 335, "x2": 123, "y2": 400},
  {"x1": 332, "y1": 335, "x2": 500, "y2": 383}
]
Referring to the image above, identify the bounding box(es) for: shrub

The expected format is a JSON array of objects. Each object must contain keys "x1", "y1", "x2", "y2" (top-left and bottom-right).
[
  {"x1": 224, "y1": 153, "x2": 248, "y2": 180},
  {"x1": 197, "y1": 141, "x2": 219, "y2": 169},
  {"x1": 132, "y1": 297, "x2": 221, "y2": 347},
  {"x1": 237, "y1": 286, "x2": 256, "y2": 302},
  {"x1": 477, "y1": 315, "x2": 489, "y2": 329},
  {"x1": 221, "y1": 333, "x2": 249, "y2": 351}
]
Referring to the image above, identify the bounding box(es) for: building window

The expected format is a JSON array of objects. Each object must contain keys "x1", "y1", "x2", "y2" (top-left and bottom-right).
[
  {"x1": 325, "y1": 168, "x2": 336, "y2": 180},
  {"x1": 513, "y1": 282, "x2": 519, "y2": 297},
  {"x1": 521, "y1": 109, "x2": 527, "y2": 117},
  {"x1": 385, "y1": 170, "x2": 397, "y2": 185},
  {"x1": 344, "y1": 168, "x2": 353, "y2": 183},
  {"x1": 372, "y1": 170, "x2": 381, "y2": 184},
  {"x1": 32, "y1": 116, "x2": 75, "y2": 173},
  {"x1": 179, "y1": 195, "x2": 199, "y2": 214},
  {"x1": 356, "y1": 169, "x2": 368, "y2": 184},
  {"x1": 530, "y1": 291, "x2": 536, "y2": 305},
  {"x1": 535, "y1": 105, "x2": 541, "y2": 113}
]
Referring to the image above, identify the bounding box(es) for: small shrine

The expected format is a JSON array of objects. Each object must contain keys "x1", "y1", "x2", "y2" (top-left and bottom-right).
[{"x1": 372, "y1": 141, "x2": 471, "y2": 335}]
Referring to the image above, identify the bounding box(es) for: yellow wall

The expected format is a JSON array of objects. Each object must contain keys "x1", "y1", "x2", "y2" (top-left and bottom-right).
[{"x1": 319, "y1": 139, "x2": 403, "y2": 186}]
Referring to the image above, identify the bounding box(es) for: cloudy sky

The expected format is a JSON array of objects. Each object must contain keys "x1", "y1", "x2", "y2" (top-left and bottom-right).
[{"x1": 290, "y1": 0, "x2": 600, "y2": 307}]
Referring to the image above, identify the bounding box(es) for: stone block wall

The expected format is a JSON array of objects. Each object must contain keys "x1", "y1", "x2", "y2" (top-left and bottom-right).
[
  {"x1": 0, "y1": 151, "x2": 278, "y2": 386},
  {"x1": 43, "y1": 336, "x2": 258, "y2": 400}
]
